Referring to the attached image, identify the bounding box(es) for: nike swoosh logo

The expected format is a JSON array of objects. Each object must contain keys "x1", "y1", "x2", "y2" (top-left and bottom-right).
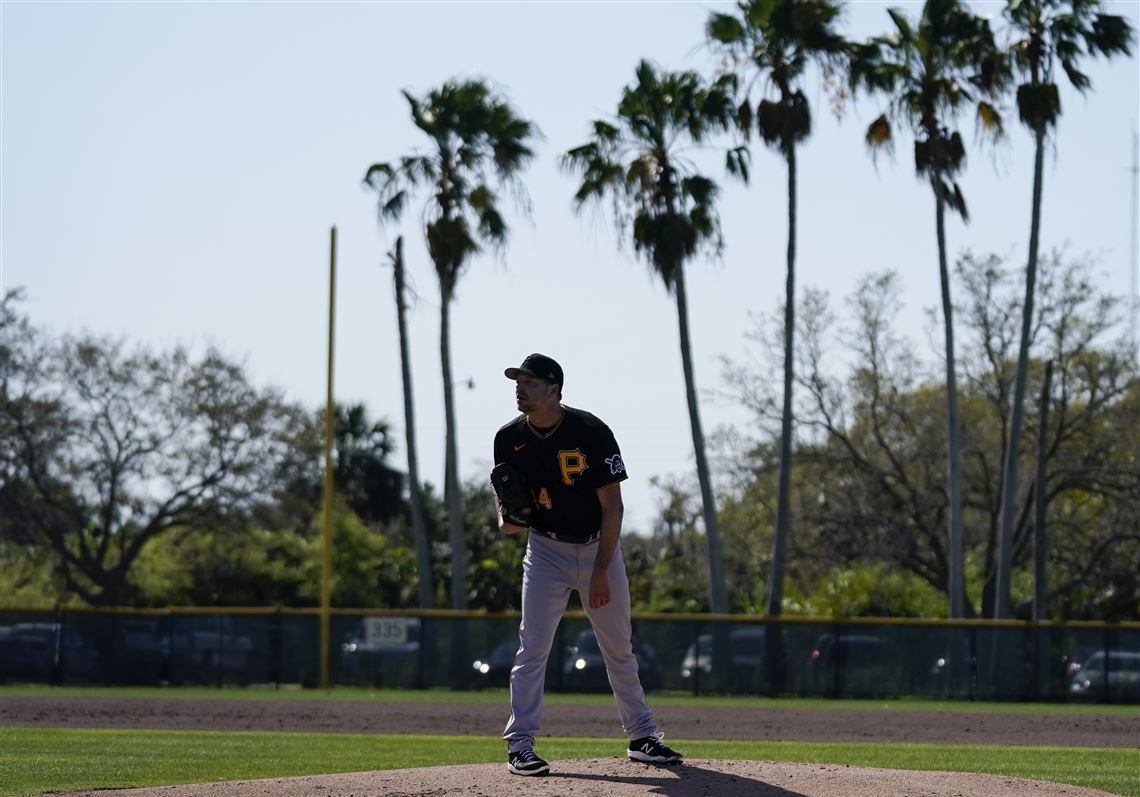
[{"x1": 514, "y1": 444, "x2": 526, "y2": 452}]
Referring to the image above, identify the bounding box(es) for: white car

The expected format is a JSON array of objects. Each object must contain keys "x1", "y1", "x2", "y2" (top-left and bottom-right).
[{"x1": 1068, "y1": 651, "x2": 1140, "y2": 698}]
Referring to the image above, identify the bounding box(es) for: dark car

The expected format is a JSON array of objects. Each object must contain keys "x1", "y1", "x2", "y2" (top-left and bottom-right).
[
  {"x1": 472, "y1": 640, "x2": 521, "y2": 686},
  {"x1": 0, "y1": 622, "x2": 101, "y2": 683},
  {"x1": 805, "y1": 633, "x2": 896, "y2": 695},
  {"x1": 471, "y1": 637, "x2": 581, "y2": 689},
  {"x1": 562, "y1": 628, "x2": 663, "y2": 692},
  {"x1": 927, "y1": 637, "x2": 977, "y2": 693},
  {"x1": 339, "y1": 616, "x2": 421, "y2": 686},
  {"x1": 680, "y1": 627, "x2": 767, "y2": 691},
  {"x1": 807, "y1": 633, "x2": 889, "y2": 668},
  {"x1": 166, "y1": 617, "x2": 256, "y2": 685},
  {"x1": 111, "y1": 617, "x2": 170, "y2": 684}
]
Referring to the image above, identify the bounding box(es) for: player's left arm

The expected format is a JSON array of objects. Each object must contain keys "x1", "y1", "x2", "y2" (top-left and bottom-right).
[{"x1": 589, "y1": 482, "x2": 624, "y2": 609}]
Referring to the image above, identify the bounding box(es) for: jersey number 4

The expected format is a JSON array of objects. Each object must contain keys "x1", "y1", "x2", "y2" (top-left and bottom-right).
[{"x1": 537, "y1": 487, "x2": 553, "y2": 510}]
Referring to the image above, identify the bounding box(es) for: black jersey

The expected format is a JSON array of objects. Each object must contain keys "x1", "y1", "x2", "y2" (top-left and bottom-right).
[{"x1": 493, "y1": 406, "x2": 628, "y2": 542}]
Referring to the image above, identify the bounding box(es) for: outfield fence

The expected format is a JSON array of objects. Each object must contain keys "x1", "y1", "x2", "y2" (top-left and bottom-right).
[{"x1": 1, "y1": 607, "x2": 1137, "y2": 703}]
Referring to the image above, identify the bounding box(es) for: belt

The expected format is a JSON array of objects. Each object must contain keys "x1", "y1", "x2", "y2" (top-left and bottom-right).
[{"x1": 535, "y1": 528, "x2": 599, "y2": 545}]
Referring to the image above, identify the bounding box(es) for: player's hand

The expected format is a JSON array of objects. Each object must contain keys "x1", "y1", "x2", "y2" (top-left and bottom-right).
[{"x1": 588, "y1": 569, "x2": 611, "y2": 609}]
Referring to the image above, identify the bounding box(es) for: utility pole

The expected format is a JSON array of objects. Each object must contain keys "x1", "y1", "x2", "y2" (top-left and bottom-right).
[
  {"x1": 1131, "y1": 129, "x2": 1138, "y2": 362},
  {"x1": 320, "y1": 226, "x2": 337, "y2": 690}
]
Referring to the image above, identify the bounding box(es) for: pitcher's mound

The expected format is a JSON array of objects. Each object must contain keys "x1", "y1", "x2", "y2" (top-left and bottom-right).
[{"x1": 60, "y1": 758, "x2": 1117, "y2": 797}]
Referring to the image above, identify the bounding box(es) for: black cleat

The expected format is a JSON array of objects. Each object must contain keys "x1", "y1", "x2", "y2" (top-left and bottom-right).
[
  {"x1": 508, "y1": 748, "x2": 551, "y2": 776},
  {"x1": 628, "y1": 733, "x2": 683, "y2": 764}
]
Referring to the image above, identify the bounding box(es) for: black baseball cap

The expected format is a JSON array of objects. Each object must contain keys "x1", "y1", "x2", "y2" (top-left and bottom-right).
[{"x1": 504, "y1": 353, "x2": 564, "y2": 386}]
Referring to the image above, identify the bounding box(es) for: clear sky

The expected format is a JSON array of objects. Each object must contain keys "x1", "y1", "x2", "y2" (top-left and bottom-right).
[{"x1": 3, "y1": 1, "x2": 1138, "y2": 534}]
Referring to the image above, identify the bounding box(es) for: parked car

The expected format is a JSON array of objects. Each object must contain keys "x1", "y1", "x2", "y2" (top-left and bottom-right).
[
  {"x1": 111, "y1": 617, "x2": 170, "y2": 684},
  {"x1": 0, "y1": 622, "x2": 100, "y2": 683},
  {"x1": 805, "y1": 633, "x2": 896, "y2": 695},
  {"x1": 1069, "y1": 651, "x2": 1140, "y2": 698},
  {"x1": 471, "y1": 635, "x2": 577, "y2": 689},
  {"x1": 472, "y1": 640, "x2": 520, "y2": 686},
  {"x1": 166, "y1": 617, "x2": 255, "y2": 684},
  {"x1": 928, "y1": 637, "x2": 977, "y2": 687},
  {"x1": 562, "y1": 628, "x2": 663, "y2": 692},
  {"x1": 339, "y1": 616, "x2": 421, "y2": 686},
  {"x1": 680, "y1": 627, "x2": 767, "y2": 690},
  {"x1": 1060, "y1": 646, "x2": 1101, "y2": 684}
]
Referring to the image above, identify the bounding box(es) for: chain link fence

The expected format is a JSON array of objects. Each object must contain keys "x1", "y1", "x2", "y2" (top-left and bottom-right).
[{"x1": 1, "y1": 608, "x2": 1136, "y2": 702}]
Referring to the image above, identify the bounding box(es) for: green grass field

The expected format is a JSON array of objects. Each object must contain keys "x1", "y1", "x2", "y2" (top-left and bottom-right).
[{"x1": 2, "y1": 688, "x2": 1137, "y2": 797}]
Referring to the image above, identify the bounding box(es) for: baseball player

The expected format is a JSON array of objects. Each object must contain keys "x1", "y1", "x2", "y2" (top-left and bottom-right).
[{"x1": 491, "y1": 353, "x2": 682, "y2": 776}]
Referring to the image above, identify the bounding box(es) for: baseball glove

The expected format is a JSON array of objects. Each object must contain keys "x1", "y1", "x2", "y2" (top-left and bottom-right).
[{"x1": 490, "y1": 462, "x2": 536, "y2": 526}]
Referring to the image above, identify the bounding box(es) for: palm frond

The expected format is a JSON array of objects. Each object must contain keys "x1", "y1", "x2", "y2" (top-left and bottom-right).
[
  {"x1": 975, "y1": 100, "x2": 1003, "y2": 140},
  {"x1": 401, "y1": 155, "x2": 436, "y2": 183},
  {"x1": 865, "y1": 114, "x2": 893, "y2": 156},
  {"x1": 887, "y1": 7, "x2": 913, "y2": 42},
  {"x1": 363, "y1": 162, "x2": 396, "y2": 190},
  {"x1": 1087, "y1": 13, "x2": 1134, "y2": 58},
  {"x1": 950, "y1": 180, "x2": 968, "y2": 222},
  {"x1": 737, "y1": 98, "x2": 755, "y2": 138},
  {"x1": 726, "y1": 145, "x2": 752, "y2": 183},
  {"x1": 592, "y1": 120, "x2": 621, "y2": 143},
  {"x1": 380, "y1": 190, "x2": 408, "y2": 221},
  {"x1": 682, "y1": 175, "x2": 719, "y2": 208},
  {"x1": 707, "y1": 11, "x2": 745, "y2": 44},
  {"x1": 471, "y1": 185, "x2": 507, "y2": 244}
]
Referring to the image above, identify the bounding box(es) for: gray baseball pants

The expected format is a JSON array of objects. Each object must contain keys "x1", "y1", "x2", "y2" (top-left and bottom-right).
[{"x1": 503, "y1": 532, "x2": 657, "y2": 752}]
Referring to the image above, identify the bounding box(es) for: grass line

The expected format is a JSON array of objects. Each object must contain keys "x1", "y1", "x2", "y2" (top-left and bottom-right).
[
  {"x1": 1, "y1": 728, "x2": 1137, "y2": 797},
  {"x1": 2, "y1": 685, "x2": 1136, "y2": 716}
]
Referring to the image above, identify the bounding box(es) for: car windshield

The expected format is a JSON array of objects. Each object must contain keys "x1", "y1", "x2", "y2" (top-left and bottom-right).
[
  {"x1": 1085, "y1": 652, "x2": 1140, "y2": 672},
  {"x1": 576, "y1": 633, "x2": 600, "y2": 653}
]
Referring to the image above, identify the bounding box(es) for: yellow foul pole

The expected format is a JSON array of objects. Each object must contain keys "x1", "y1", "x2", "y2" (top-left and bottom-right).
[{"x1": 320, "y1": 226, "x2": 337, "y2": 690}]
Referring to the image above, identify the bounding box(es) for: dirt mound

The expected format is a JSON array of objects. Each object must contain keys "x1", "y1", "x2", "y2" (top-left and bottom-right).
[{"x1": 57, "y1": 759, "x2": 1118, "y2": 797}]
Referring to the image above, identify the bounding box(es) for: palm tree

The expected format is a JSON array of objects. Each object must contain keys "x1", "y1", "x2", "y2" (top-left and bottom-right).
[
  {"x1": 389, "y1": 236, "x2": 433, "y2": 609},
  {"x1": 562, "y1": 60, "x2": 737, "y2": 613},
  {"x1": 995, "y1": 0, "x2": 1133, "y2": 619},
  {"x1": 365, "y1": 79, "x2": 537, "y2": 610},
  {"x1": 849, "y1": 0, "x2": 1008, "y2": 618},
  {"x1": 707, "y1": 0, "x2": 847, "y2": 620}
]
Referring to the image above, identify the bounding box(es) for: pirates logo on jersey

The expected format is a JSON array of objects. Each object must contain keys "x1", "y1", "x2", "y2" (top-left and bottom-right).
[
  {"x1": 605, "y1": 454, "x2": 625, "y2": 476},
  {"x1": 558, "y1": 449, "x2": 587, "y2": 485}
]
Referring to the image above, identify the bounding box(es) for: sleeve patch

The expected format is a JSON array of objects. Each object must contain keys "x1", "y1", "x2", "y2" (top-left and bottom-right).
[{"x1": 605, "y1": 454, "x2": 625, "y2": 475}]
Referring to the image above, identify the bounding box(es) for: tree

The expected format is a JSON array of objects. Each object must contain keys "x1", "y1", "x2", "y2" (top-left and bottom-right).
[
  {"x1": 722, "y1": 252, "x2": 1139, "y2": 619},
  {"x1": 848, "y1": 0, "x2": 1008, "y2": 617},
  {"x1": 0, "y1": 291, "x2": 319, "y2": 606},
  {"x1": 389, "y1": 236, "x2": 434, "y2": 609},
  {"x1": 364, "y1": 79, "x2": 537, "y2": 609},
  {"x1": 706, "y1": 0, "x2": 847, "y2": 619},
  {"x1": 994, "y1": 0, "x2": 1133, "y2": 619},
  {"x1": 330, "y1": 402, "x2": 403, "y2": 526},
  {"x1": 562, "y1": 60, "x2": 736, "y2": 613}
]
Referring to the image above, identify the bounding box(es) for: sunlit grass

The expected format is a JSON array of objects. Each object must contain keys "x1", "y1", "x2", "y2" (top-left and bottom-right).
[{"x1": 1, "y1": 728, "x2": 1137, "y2": 797}]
